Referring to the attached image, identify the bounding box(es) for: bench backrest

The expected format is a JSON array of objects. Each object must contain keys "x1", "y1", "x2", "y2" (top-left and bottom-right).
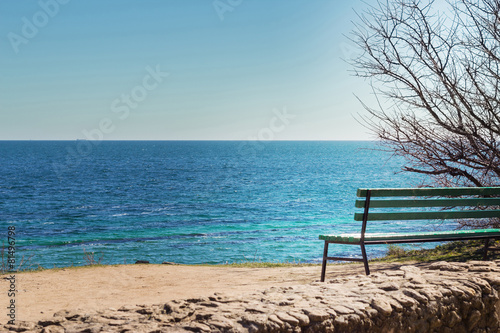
[{"x1": 355, "y1": 187, "x2": 500, "y2": 237}]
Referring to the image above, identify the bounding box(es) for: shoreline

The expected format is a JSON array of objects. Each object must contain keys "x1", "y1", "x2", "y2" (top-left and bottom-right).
[{"x1": 0, "y1": 261, "x2": 419, "y2": 324}]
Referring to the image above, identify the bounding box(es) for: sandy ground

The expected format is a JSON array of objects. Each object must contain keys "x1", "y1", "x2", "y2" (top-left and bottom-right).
[{"x1": 0, "y1": 262, "x2": 417, "y2": 324}]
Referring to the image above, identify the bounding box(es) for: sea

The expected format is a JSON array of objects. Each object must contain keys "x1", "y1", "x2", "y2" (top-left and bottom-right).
[{"x1": 1, "y1": 141, "x2": 432, "y2": 269}]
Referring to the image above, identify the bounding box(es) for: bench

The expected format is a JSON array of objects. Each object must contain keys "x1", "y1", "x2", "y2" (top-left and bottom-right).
[{"x1": 319, "y1": 187, "x2": 500, "y2": 281}]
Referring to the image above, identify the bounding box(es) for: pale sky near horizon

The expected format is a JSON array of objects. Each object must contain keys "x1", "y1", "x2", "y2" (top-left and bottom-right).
[{"x1": 0, "y1": 0, "x2": 381, "y2": 141}]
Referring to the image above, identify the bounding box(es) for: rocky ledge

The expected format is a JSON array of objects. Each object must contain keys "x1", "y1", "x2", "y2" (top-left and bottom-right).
[{"x1": 3, "y1": 260, "x2": 500, "y2": 333}]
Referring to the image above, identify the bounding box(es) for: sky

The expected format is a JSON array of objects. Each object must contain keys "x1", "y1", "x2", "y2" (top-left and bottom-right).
[{"x1": 0, "y1": 0, "x2": 379, "y2": 141}]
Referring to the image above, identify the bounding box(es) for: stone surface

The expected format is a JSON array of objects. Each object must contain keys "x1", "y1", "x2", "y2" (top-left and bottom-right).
[{"x1": 3, "y1": 260, "x2": 500, "y2": 332}]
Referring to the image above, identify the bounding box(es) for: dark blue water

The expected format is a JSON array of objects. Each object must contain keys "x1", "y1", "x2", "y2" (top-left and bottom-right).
[{"x1": 1, "y1": 141, "x2": 426, "y2": 268}]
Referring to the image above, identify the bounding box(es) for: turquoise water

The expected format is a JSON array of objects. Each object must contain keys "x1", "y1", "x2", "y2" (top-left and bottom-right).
[{"x1": 1, "y1": 141, "x2": 426, "y2": 268}]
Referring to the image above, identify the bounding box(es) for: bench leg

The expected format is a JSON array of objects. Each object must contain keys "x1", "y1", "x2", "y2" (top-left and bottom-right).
[
  {"x1": 321, "y1": 242, "x2": 329, "y2": 282},
  {"x1": 361, "y1": 243, "x2": 370, "y2": 275},
  {"x1": 483, "y1": 238, "x2": 490, "y2": 260}
]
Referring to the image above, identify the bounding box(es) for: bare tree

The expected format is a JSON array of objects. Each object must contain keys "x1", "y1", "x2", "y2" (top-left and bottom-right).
[{"x1": 351, "y1": 0, "x2": 500, "y2": 193}]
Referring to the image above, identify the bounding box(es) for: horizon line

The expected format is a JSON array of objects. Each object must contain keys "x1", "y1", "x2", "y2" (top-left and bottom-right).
[{"x1": 0, "y1": 139, "x2": 378, "y2": 142}]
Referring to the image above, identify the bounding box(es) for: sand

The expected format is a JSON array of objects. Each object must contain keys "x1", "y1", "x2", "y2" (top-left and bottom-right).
[{"x1": 0, "y1": 262, "x2": 414, "y2": 323}]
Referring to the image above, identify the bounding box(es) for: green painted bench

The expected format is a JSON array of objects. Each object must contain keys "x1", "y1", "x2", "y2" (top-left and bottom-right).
[{"x1": 319, "y1": 187, "x2": 500, "y2": 281}]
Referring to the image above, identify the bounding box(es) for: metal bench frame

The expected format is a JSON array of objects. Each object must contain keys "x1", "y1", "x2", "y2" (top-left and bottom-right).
[{"x1": 320, "y1": 187, "x2": 500, "y2": 282}]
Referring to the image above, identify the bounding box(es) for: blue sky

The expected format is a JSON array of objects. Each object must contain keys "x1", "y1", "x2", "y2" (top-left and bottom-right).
[{"x1": 0, "y1": 0, "x2": 377, "y2": 140}]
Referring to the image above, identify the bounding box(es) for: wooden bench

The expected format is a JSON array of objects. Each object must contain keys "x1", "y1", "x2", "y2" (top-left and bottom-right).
[{"x1": 319, "y1": 187, "x2": 500, "y2": 281}]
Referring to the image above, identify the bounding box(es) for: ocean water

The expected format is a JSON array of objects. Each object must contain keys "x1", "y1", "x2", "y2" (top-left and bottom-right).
[{"x1": 1, "y1": 141, "x2": 428, "y2": 268}]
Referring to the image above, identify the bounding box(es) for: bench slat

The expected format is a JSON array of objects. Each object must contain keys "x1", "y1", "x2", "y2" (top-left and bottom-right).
[
  {"x1": 319, "y1": 228, "x2": 500, "y2": 243},
  {"x1": 353, "y1": 209, "x2": 500, "y2": 221},
  {"x1": 355, "y1": 198, "x2": 500, "y2": 208},
  {"x1": 357, "y1": 187, "x2": 500, "y2": 197}
]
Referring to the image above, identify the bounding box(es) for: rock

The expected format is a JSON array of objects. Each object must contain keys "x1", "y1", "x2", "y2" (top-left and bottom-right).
[
  {"x1": 287, "y1": 311, "x2": 310, "y2": 326},
  {"x1": 107, "y1": 319, "x2": 128, "y2": 326},
  {"x1": 163, "y1": 301, "x2": 181, "y2": 314},
  {"x1": 330, "y1": 305, "x2": 354, "y2": 315},
  {"x1": 37, "y1": 319, "x2": 65, "y2": 327},
  {"x1": 371, "y1": 298, "x2": 393, "y2": 316},
  {"x1": 384, "y1": 270, "x2": 405, "y2": 276},
  {"x1": 199, "y1": 301, "x2": 218, "y2": 308},
  {"x1": 400, "y1": 265, "x2": 421, "y2": 274},
  {"x1": 469, "y1": 266, "x2": 492, "y2": 272},
  {"x1": 449, "y1": 285, "x2": 475, "y2": 297},
  {"x1": 391, "y1": 292, "x2": 418, "y2": 307},
  {"x1": 193, "y1": 323, "x2": 213, "y2": 332},
  {"x1": 118, "y1": 305, "x2": 141, "y2": 312},
  {"x1": 429, "y1": 318, "x2": 443, "y2": 329},
  {"x1": 135, "y1": 260, "x2": 150, "y2": 264},
  {"x1": 417, "y1": 287, "x2": 443, "y2": 301},
  {"x1": 378, "y1": 282, "x2": 399, "y2": 291},
  {"x1": 41, "y1": 326, "x2": 65, "y2": 333},
  {"x1": 447, "y1": 310, "x2": 462, "y2": 328},
  {"x1": 207, "y1": 315, "x2": 235, "y2": 330},
  {"x1": 404, "y1": 273, "x2": 427, "y2": 284},
  {"x1": 468, "y1": 261, "x2": 495, "y2": 267},
  {"x1": 267, "y1": 314, "x2": 284, "y2": 327},
  {"x1": 467, "y1": 310, "x2": 482, "y2": 330},
  {"x1": 302, "y1": 308, "x2": 330, "y2": 322},
  {"x1": 239, "y1": 313, "x2": 268, "y2": 331},
  {"x1": 244, "y1": 304, "x2": 269, "y2": 314},
  {"x1": 402, "y1": 288, "x2": 429, "y2": 303},
  {"x1": 52, "y1": 310, "x2": 80, "y2": 320},
  {"x1": 4, "y1": 322, "x2": 37, "y2": 332},
  {"x1": 385, "y1": 298, "x2": 403, "y2": 312},
  {"x1": 275, "y1": 312, "x2": 300, "y2": 325},
  {"x1": 429, "y1": 261, "x2": 467, "y2": 272},
  {"x1": 481, "y1": 274, "x2": 500, "y2": 286}
]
